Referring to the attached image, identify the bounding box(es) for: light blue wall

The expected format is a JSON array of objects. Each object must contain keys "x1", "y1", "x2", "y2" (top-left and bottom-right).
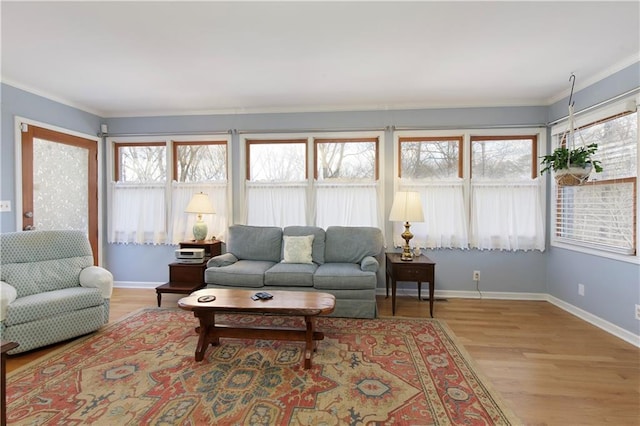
[
  {"x1": 545, "y1": 63, "x2": 640, "y2": 336},
  {"x1": 0, "y1": 84, "x2": 102, "y2": 232},
  {"x1": 2, "y1": 63, "x2": 638, "y2": 336},
  {"x1": 104, "y1": 105, "x2": 547, "y2": 288}
]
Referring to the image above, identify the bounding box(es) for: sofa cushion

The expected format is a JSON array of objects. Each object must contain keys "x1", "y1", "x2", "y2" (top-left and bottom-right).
[
  {"x1": 324, "y1": 226, "x2": 383, "y2": 264},
  {"x1": 227, "y1": 225, "x2": 283, "y2": 262},
  {"x1": 313, "y1": 263, "x2": 377, "y2": 290},
  {"x1": 264, "y1": 263, "x2": 317, "y2": 287},
  {"x1": 283, "y1": 226, "x2": 326, "y2": 264},
  {"x1": 4, "y1": 287, "x2": 104, "y2": 326},
  {"x1": 282, "y1": 235, "x2": 314, "y2": 264},
  {"x1": 2, "y1": 258, "x2": 91, "y2": 298},
  {"x1": 204, "y1": 260, "x2": 275, "y2": 288}
]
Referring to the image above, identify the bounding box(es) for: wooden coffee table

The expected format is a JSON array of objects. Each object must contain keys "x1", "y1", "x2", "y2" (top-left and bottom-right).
[{"x1": 178, "y1": 288, "x2": 336, "y2": 369}]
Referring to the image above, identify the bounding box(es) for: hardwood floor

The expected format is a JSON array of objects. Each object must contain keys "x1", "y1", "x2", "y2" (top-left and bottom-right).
[{"x1": 6, "y1": 288, "x2": 639, "y2": 425}]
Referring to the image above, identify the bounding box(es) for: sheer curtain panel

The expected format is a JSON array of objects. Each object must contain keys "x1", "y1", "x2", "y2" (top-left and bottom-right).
[
  {"x1": 109, "y1": 182, "x2": 166, "y2": 244},
  {"x1": 171, "y1": 182, "x2": 228, "y2": 244},
  {"x1": 396, "y1": 180, "x2": 468, "y2": 249},
  {"x1": 315, "y1": 182, "x2": 379, "y2": 229},
  {"x1": 470, "y1": 180, "x2": 545, "y2": 251},
  {"x1": 246, "y1": 182, "x2": 307, "y2": 227}
]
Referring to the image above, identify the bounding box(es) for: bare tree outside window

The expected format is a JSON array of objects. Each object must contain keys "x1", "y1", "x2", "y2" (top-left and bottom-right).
[
  {"x1": 315, "y1": 139, "x2": 377, "y2": 180},
  {"x1": 175, "y1": 142, "x2": 227, "y2": 182},
  {"x1": 471, "y1": 136, "x2": 537, "y2": 180},
  {"x1": 248, "y1": 141, "x2": 306, "y2": 181},
  {"x1": 400, "y1": 137, "x2": 462, "y2": 179},
  {"x1": 115, "y1": 143, "x2": 166, "y2": 182}
]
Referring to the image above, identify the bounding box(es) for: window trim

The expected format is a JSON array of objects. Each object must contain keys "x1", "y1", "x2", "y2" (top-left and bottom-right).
[
  {"x1": 245, "y1": 138, "x2": 308, "y2": 181},
  {"x1": 470, "y1": 135, "x2": 538, "y2": 179}
]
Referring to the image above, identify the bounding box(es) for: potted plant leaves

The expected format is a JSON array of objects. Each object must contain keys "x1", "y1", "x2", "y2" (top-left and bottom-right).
[{"x1": 540, "y1": 143, "x2": 603, "y2": 186}]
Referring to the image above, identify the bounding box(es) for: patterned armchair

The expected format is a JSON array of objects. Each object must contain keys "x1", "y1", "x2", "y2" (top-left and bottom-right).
[{"x1": 0, "y1": 230, "x2": 112, "y2": 354}]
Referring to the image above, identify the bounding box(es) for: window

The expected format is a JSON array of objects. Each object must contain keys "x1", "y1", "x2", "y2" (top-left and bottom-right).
[
  {"x1": 245, "y1": 139, "x2": 308, "y2": 227},
  {"x1": 109, "y1": 137, "x2": 229, "y2": 245},
  {"x1": 242, "y1": 133, "x2": 382, "y2": 228},
  {"x1": 470, "y1": 135, "x2": 544, "y2": 251},
  {"x1": 397, "y1": 136, "x2": 467, "y2": 249},
  {"x1": 315, "y1": 138, "x2": 379, "y2": 228},
  {"x1": 395, "y1": 131, "x2": 545, "y2": 251},
  {"x1": 552, "y1": 110, "x2": 638, "y2": 255}
]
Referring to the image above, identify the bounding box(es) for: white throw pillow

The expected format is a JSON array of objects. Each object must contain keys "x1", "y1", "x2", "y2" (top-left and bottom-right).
[{"x1": 282, "y1": 235, "x2": 315, "y2": 264}]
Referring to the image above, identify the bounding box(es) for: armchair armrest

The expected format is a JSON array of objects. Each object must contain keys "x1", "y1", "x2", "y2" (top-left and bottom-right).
[
  {"x1": 0, "y1": 281, "x2": 17, "y2": 322},
  {"x1": 80, "y1": 266, "x2": 114, "y2": 299},
  {"x1": 360, "y1": 256, "x2": 379, "y2": 272},
  {"x1": 207, "y1": 253, "x2": 238, "y2": 268}
]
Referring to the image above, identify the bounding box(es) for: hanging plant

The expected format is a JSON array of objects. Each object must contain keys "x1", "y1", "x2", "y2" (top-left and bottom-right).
[{"x1": 540, "y1": 74, "x2": 604, "y2": 186}]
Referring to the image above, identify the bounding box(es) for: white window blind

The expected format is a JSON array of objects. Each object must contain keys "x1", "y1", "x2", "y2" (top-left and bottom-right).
[{"x1": 551, "y1": 106, "x2": 638, "y2": 255}]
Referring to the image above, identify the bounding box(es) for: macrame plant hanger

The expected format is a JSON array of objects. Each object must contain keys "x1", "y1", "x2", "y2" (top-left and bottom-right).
[{"x1": 557, "y1": 73, "x2": 590, "y2": 186}]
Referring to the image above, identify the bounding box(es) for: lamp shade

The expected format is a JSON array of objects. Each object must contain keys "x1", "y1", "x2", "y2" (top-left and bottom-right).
[
  {"x1": 389, "y1": 191, "x2": 424, "y2": 222},
  {"x1": 185, "y1": 192, "x2": 215, "y2": 214}
]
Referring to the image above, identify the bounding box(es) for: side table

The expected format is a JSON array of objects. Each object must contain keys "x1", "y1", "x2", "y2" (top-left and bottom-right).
[
  {"x1": 385, "y1": 252, "x2": 436, "y2": 317},
  {"x1": 155, "y1": 240, "x2": 222, "y2": 306}
]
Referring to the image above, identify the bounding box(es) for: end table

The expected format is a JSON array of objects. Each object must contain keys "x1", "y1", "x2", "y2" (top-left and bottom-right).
[
  {"x1": 155, "y1": 240, "x2": 222, "y2": 306},
  {"x1": 385, "y1": 252, "x2": 436, "y2": 317}
]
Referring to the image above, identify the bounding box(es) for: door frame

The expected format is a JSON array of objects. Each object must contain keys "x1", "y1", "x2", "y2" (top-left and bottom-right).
[{"x1": 14, "y1": 116, "x2": 104, "y2": 265}]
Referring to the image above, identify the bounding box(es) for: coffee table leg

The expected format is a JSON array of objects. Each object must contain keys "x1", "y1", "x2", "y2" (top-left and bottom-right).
[
  {"x1": 304, "y1": 316, "x2": 315, "y2": 369},
  {"x1": 194, "y1": 311, "x2": 217, "y2": 362}
]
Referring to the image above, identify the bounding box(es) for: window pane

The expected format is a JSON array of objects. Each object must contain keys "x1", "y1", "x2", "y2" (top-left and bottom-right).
[
  {"x1": 575, "y1": 112, "x2": 637, "y2": 181},
  {"x1": 316, "y1": 140, "x2": 376, "y2": 180},
  {"x1": 117, "y1": 144, "x2": 166, "y2": 182},
  {"x1": 249, "y1": 142, "x2": 306, "y2": 181},
  {"x1": 400, "y1": 138, "x2": 460, "y2": 179},
  {"x1": 471, "y1": 137, "x2": 534, "y2": 180},
  {"x1": 176, "y1": 143, "x2": 227, "y2": 182}
]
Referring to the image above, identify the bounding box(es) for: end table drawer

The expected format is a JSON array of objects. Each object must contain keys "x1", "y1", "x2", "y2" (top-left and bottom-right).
[{"x1": 394, "y1": 267, "x2": 429, "y2": 281}]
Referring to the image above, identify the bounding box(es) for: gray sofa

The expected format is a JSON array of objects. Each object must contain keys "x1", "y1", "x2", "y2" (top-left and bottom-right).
[
  {"x1": 204, "y1": 225, "x2": 384, "y2": 318},
  {"x1": 0, "y1": 230, "x2": 113, "y2": 354}
]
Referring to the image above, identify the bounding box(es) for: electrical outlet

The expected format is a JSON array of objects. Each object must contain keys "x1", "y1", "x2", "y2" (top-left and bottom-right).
[
  {"x1": 578, "y1": 283, "x2": 585, "y2": 296},
  {"x1": 635, "y1": 304, "x2": 640, "y2": 320},
  {"x1": 0, "y1": 200, "x2": 11, "y2": 212},
  {"x1": 473, "y1": 270, "x2": 480, "y2": 281}
]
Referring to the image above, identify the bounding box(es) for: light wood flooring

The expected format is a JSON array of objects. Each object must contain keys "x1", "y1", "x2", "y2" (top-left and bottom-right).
[{"x1": 6, "y1": 288, "x2": 639, "y2": 425}]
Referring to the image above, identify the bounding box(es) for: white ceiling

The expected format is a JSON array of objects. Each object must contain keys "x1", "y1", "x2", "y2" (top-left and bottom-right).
[{"x1": 2, "y1": 1, "x2": 639, "y2": 117}]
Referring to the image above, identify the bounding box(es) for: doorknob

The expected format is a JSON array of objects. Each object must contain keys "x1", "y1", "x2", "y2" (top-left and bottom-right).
[
  {"x1": 24, "y1": 225, "x2": 36, "y2": 231},
  {"x1": 24, "y1": 211, "x2": 33, "y2": 218}
]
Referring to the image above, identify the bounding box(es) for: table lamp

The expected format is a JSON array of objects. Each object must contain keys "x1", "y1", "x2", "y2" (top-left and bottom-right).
[
  {"x1": 184, "y1": 192, "x2": 215, "y2": 241},
  {"x1": 389, "y1": 191, "x2": 424, "y2": 261}
]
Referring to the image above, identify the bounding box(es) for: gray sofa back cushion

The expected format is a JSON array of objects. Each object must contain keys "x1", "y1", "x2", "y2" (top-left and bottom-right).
[
  {"x1": 324, "y1": 226, "x2": 384, "y2": 264},
  {"x1": 283, "y1": 226, "x2": 326, "y2": 265},
  {"x1": 227, "y1": 225, "x2": 283, "y2": 262}
]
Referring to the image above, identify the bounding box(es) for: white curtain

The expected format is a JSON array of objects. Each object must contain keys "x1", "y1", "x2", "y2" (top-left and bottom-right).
[
  {"x1": 246, "y1": 182, "x2": 307, "y2": 227},
  {"x1": 109, "y1": 182, "x2": 166, "y2": 244},
  {"x1": 316, "y1": 182, "x2": 379, "y2": 229},
  {"x1": 470, "y1": 179, "x2": 545, "y2": 251},
  {"x1": 395, "y1": 180, "x2": 468, "y2": 249},
  {"x1": 171, "y1": 182, "x2": 228, "y2": 244}
]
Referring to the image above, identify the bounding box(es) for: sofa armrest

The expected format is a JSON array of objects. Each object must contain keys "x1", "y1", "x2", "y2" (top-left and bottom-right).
[
  {"x1": 80, "y1": 266, "x2": 114, "y2": 299},
  {"x1": 360, "y1": 256, "x2": 379, "y2": 272},
  {"x1": 0, "y1": 281, "x2": 18, "y2": 321},
  {"x1": 207, "y1": 253, "x2": 238, "y2": 267}
]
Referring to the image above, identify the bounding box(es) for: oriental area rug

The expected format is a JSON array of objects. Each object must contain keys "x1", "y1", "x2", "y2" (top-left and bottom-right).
[{"x1": 7, "y1": 308, "x2": 518, "y2": 425}]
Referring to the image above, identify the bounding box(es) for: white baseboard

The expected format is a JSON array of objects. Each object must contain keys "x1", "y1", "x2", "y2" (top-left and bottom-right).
[
  {"x1": 116, "y1": 282, "x2": 639, "y2": 347},
  {"x1": 115, "y1": 281, "x2": 162, "y2": 289},
  {"x1": 547, "y1": 295, "x2": 640, "y2": 348}
]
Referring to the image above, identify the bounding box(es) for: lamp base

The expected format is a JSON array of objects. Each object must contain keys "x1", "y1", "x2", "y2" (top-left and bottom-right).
[
  {"x1": 400, "y1": 221, "x2": 414, "y2": 261},
  {"x1": 192, "y1": 220, "x2": 208, "y2": 242}
]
